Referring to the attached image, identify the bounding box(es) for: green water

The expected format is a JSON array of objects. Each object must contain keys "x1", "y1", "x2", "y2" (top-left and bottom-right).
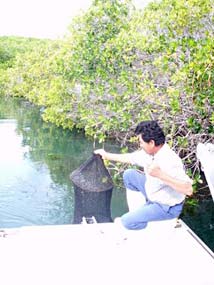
[
  {"x1": 0, "y1": 96, "x2": 127, "y2": 228},
  {"x1": 0, "y1": 96, "x2": 213, "y2": 251}
]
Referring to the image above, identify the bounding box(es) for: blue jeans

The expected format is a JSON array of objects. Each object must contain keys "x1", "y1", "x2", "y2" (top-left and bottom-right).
[{"x1": 121, "y1": 169, "x2": 184, "y2": 230}]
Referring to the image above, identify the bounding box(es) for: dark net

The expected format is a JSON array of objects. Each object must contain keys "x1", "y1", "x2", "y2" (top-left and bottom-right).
[{"x1": 70, "y1": 153, "x2": 114, "y2": 224}]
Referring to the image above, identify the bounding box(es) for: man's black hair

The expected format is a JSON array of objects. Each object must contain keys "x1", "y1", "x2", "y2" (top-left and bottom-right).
[{"x1": 134, "y1": 120, "x2": 165, "y2": 146}]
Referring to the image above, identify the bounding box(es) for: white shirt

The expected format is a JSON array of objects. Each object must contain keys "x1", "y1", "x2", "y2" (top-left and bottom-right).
[{"x1": 128, "y1": 143, "x2": 191, "y2": 206}]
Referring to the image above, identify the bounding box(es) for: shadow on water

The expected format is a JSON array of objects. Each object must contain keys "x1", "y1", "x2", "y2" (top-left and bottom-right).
[
  {"x1": 181, "y1": 180, "x2": 214, "y2": 251},
  {"x1": 0, "y1": 96, "x2": 213, "y2": 251},
  {"x1": 182, "y1": 200, "x2": 214, "y2": 251}
]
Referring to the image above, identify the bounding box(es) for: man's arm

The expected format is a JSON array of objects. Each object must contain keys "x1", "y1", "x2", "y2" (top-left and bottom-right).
[
  {"x1": 94, "y1": 149, "x2": 132, "y2": 164},
  {"x1": 147, "y1": 163, "x2": 193, "y2": 196}
]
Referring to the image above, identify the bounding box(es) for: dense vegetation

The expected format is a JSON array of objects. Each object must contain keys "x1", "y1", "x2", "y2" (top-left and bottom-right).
[{"x1": 0, "y1": 0, "x2": 214, "y2": 194}]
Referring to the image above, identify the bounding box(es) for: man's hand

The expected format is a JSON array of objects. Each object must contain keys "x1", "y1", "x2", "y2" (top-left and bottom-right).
[
  {"x1": 94, "y1": 149, "x2": 107, "y2": 160},
  {"x1": 147, "y1": 162, "x2": 193, "y2": 196},
  {"x1": 147, "y1": 163, "x2": 162, "y2": 178}
]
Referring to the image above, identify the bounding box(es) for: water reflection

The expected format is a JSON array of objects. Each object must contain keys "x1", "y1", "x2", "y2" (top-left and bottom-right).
[
  {"x1": 0, "y1": 118, "x2": 74, "y2": 227},
  {"x1": 0, "y1": 97, "x2": 127, "y2": 228}
]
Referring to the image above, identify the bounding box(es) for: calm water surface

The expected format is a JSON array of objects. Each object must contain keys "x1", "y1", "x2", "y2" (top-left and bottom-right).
[
  {"x1": 0, "y1": 97, "x2": 127, "y2": 228},
  {"x1": 0, "y1": 97, "x2": 213, "y2": 251}
]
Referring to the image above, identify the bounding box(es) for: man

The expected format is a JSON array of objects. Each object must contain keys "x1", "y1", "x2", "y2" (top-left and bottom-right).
[{"x1": 94, "y1": 120, "x2": 193, "y2": 230}]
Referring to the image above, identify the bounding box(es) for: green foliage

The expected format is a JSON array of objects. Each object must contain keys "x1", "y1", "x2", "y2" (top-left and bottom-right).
[
  {"x1": 0, "y1": 36, "x2": 50, "y2": 96},
  {"x1": 0, "y1": 36, "x2": 49, "y2": 68},
  {"x1": 60, "y1": 0, "x2": 135, "y2": 140}
]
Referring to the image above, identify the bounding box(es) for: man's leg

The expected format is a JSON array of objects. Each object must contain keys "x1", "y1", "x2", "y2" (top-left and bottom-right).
[
  {"x1": 123, "y1": 169, "x2": 147, "y2": 211},
  {"x1": 121, "y1": 202, "x2": 183, "y2": 230},
  {"x1": 121, "y1": 169, "x2": 183, "y2": 230}
]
